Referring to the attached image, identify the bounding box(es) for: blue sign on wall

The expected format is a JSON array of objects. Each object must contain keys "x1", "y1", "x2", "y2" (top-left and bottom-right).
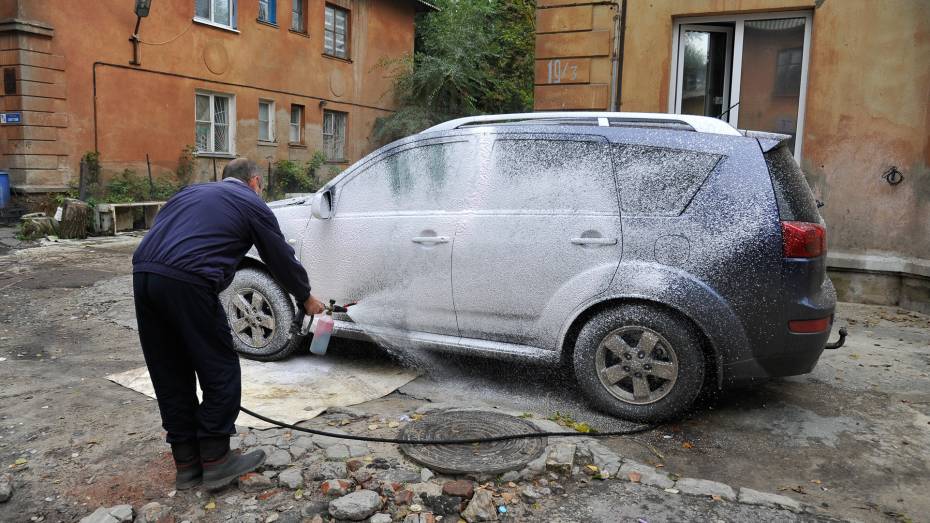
[{"x1": 0, "y1": 112, "x2": 22, "y2": 124}]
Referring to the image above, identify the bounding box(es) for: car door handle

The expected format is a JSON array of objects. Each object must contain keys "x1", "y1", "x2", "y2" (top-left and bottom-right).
[
  {"x1": 411, "y1": 236, "x2": 450, "y2": 244},
  {"x1": 571, "y1": 237, "x2": 618, "y2": 245}
]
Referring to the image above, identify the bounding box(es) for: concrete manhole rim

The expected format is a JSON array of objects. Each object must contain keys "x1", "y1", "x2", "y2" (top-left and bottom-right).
[{"x1": 398, "y1": 410, "x2": 548, "y2": 476}]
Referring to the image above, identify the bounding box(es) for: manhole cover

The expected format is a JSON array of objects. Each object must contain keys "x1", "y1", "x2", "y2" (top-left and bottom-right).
[{"x1": 399, "y1": 410, "x2": 548, "y2": 475}]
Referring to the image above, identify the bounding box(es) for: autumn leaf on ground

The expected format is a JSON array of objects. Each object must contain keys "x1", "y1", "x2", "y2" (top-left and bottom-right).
[{"x1": 682, "y1": 441, "x2": 695, "y2": 449}]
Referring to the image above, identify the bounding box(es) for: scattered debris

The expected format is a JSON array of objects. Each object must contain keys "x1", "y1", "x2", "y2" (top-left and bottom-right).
[
  {"x1": 328, "y1": 489, "x2": 382, "y2": 521},
  {"x1": 619, "y1": 461, "x2": 675, "y2": 489},
  {"x1": 461, "y1": 488, "x2": 497, "y2": 522},
  {"x1": 547, "y1": 411, "x2": 596, "y2": 433},
  {"x1": 134, "y1": 502, "x2": 171, "y2": 523},
  {"x1": 320, "y1": 479, "x2": 353, "y2": 497},
  {"x1": 239, "y1": 472, "x2": 274, "y2": 492},
  {"x1": 442, "y1": 480, "x2": 475, "y2": 499},
  {"x1": 545, "y1": 443, "x2": 575, "y2": 474},
  {"x1": 0, "y1": 473, "x2": 12, "y2": 503},
  {"x1": 278, "y1": 467, "x2": 303, "y2": 489},
  {"x1": 78, "y1": 504, "x2": 133, "y2": 523}
]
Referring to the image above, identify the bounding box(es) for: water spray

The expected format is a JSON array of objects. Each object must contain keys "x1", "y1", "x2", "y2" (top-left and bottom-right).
[{"x1": 258, "y1": 302, "x2": 657, "y2": 446}]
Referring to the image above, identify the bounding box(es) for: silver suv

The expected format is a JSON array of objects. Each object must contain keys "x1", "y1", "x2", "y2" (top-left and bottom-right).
[{"x1": 221, "y1": 112, "x2": 838, "y2": 422}]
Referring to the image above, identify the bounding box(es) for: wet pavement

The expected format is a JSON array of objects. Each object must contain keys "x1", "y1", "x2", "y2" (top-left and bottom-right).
[{"x1": 0, "y1": 231, "x2": 927, "y2": 522}]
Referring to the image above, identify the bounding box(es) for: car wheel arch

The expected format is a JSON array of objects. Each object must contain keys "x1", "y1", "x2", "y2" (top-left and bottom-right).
[
  {"x1": 233, "y1": 257, "x2": 301, "y2": 314},
  {"x1": 558, "y1": 295, "x2": 724, "y2": 389}
]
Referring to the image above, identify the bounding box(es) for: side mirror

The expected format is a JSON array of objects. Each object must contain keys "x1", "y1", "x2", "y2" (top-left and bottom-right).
[{"x1": 311, "y1": 190, "x2": 333, "y2": 219}]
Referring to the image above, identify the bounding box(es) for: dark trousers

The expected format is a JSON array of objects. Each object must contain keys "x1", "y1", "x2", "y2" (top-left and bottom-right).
[{"x1": 133, "y1": 272, "x2": 241, "y2": 446}]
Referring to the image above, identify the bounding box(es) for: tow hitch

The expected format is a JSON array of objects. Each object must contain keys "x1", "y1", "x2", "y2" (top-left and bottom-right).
[{"x1": 825, "y1": 326, "x2": 848, "y2": 350}]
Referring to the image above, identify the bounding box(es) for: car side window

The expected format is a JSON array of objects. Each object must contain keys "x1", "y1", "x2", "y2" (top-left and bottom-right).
[
  {"x1": 611, "y1": 144, "x2": 722, "y2": 216},
  {"x1": 480, "y1": 138, "x2": 617, "y2": 213},
  {"x1": 337, "y1": 140, "x2": 475, "y2": 214}
]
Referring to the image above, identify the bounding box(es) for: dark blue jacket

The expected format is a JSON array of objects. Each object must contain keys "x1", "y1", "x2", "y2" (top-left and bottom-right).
[{"x1": 133, "y1": 179, "x2": 311, "y2": 302}]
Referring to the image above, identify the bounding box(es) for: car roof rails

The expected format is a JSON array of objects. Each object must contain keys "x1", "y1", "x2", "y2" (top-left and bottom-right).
[{"x1": 421, "y1": 112, "x2": 743, "y2": 136}]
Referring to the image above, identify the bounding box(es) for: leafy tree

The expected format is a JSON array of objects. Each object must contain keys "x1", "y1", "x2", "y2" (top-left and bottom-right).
[{"x1": 372, "y1": 0, "x2": 535, "y2": 145}]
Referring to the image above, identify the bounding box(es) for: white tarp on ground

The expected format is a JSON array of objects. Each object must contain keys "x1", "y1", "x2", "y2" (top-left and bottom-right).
[{"x1": 106, "y1": 354, "x2": 419, "y2": 429}]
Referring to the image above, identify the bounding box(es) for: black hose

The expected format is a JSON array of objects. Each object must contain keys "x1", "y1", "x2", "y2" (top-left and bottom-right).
[{"x1": 239, "y1": 406, "x2": 657, "y2": 445}]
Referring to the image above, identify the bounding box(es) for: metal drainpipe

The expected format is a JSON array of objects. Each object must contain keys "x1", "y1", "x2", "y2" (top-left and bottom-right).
[{"x1": 610, "y1": 0, "x2": 627, "y2": 112}]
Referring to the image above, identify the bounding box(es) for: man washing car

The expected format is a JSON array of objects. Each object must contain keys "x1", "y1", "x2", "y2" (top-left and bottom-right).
[{"x1": 132, "y1": 158, "x2": 325, "y2": 489}]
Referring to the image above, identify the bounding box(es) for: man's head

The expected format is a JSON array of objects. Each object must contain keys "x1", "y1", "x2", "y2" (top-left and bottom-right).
[{"x1": 223, "y1": 158, "x2": 263, "y2": 195}]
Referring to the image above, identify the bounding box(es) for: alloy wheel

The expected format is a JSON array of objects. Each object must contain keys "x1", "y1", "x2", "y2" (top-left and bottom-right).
[
  {"x1": 595, "y1": 326, "x2": 680, "y2": 405},
  {"x1": 229, "y1": 288, "x2": 277, "y2": 351}
]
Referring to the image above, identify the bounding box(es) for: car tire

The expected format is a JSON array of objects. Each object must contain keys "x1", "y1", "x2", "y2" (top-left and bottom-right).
[
  {"x1": 573, "y1": 304, "x2": 705, "y2": 423},
  {"x1": 220, "y1": 267, "x2": 306, "y2": 362}
]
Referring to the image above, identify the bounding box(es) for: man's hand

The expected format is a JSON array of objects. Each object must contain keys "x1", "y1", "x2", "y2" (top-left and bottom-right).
[{"x1": 303, "y1": 295, "x2": 325, "y2": 316}]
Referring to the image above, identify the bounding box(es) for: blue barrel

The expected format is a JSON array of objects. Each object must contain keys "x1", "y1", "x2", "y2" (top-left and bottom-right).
[{"x1": 0, "y1": 171, "x2": 9, "y2": 209}]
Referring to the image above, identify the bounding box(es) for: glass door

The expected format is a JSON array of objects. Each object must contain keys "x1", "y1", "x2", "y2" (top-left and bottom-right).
[
  {"x1": 675, "y1": 25, "x2": 733, "y2": 120},
  {"x1": 671, "y1": 12, "x2": 813, "y2": 159}
]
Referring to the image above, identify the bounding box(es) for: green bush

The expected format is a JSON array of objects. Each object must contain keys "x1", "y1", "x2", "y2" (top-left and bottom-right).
[
  {"x1": 269, "y1": 152, "x2": 327, "y2": 199},
  {"x1": 104, "y1": 169, "x2": 180, "y2": 203}
]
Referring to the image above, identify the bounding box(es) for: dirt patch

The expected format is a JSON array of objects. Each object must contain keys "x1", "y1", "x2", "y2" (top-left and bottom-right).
[
  {"x1": 66, "y1": 453, "x2": 175, "y2": 508},
  {"x1": 14, "y1": 269, "x2": 119, "y2": 290}
]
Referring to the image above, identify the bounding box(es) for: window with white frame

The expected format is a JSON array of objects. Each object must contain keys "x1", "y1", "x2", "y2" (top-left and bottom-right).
[
  {"x1": 195, "y1": 0, "x2": 237, "y2": 28},
  {"x1": 291, "y1": 0, "x2": 307, "y2": 32},
  {"x1": 195, "y1": 92, "x2": 235, "y2": 154},
  {"x1": 258, "y1": 0, "x2": 276, "y2": 24},
  {"x1": 323, "y1": 110, "x2": 347, "y2": 161},
  {"x1": 289, "y1": 104, "x2": 304, "y2": 144},
  {"x1": 258, "y1": 100, "x2": 275, "y2": 142},
  {"x1": 324, "y1": 5, "x2": 349, "y2": 58},
  {"x1": 670, "y1": 12, "x2": 811, "y2": 157}
]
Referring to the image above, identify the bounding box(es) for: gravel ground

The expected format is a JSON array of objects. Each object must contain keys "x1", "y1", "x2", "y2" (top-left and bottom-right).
[{"x1": 0, "y1": 231, "x2": 927, "y2": 522}]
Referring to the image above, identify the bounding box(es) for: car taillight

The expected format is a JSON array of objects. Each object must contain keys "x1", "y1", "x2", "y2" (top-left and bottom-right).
[
  {"x1": 788, "y1": 317, "x2": 831, "y2": 333},
  {"x1": 782, "y1": 221, "x2": 825, "y2": 258}
]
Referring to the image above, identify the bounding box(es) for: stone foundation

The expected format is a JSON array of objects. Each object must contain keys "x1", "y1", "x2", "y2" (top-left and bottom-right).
[{"x1": 828, "y1": 251, "x2": 930, "y2": 315}]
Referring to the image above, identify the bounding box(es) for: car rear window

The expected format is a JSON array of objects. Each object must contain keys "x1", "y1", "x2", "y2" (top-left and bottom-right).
[
  {"x1": 764, "y1": 143, "x2": 821, "y2": 223},
  {"x1": 611, "y1": 144, "x2": 722, "y2": 215}
]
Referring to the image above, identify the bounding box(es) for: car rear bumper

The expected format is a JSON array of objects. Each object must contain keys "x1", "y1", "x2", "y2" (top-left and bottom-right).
[
  {"x1": 724, "y1": 275, "x2": 837, "y2": 384},
  {"x1": 724, "y1": 328, "x2": 831, "y2": 382}
]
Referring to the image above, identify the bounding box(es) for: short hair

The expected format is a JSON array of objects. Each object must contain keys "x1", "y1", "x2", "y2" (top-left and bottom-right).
[{"x1": 223, "y1": 158, "x2": 261, "y2": 182}]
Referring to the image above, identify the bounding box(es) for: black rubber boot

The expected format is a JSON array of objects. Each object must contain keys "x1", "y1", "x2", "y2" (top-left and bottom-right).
[
  {"x1": 200, "y1": 436, "x2": 266, "y2": 490},
  {"x1": 170, "y1": 441, "x2": 203, "y2": 490}
]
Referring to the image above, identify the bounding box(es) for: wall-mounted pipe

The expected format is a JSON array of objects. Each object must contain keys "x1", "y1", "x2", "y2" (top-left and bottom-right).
[{"x1": 609, "y1": 0, "x2": 627, "y2": 111}]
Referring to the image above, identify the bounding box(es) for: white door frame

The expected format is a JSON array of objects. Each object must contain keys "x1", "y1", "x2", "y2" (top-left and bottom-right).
[
  {"x1": 674, "y1": 24, "x2": 733, "y2": 118},
  {"x1": 668, "y1": 10, "x2": 813, "y2": 161}
]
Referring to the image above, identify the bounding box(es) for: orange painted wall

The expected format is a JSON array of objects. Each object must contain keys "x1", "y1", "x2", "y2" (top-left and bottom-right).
[
  {"x1": 0, "y1": 0, "x2": 416, "y2": 188},
  {"x1": 536, "y1": 0, "x2": 930, "y2": 261}
]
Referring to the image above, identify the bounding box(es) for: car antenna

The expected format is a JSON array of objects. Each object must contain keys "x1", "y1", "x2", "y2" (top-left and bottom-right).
[{"x1": 716, "y1": 101, "x2": 740, "y2": 120}]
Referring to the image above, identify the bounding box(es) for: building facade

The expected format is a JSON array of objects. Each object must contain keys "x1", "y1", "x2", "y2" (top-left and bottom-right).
[
  {"x1": 0, "y1": 0, "x2": 430, "y2": 192},
  {"x1": 535, "y1": 0, "x2": 930, "y2": 311}
]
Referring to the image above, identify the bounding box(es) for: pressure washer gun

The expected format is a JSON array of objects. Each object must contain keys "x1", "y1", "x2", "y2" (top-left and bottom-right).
[{"x1": 290, "y1": 300, "x2": 350, "y2": 356}]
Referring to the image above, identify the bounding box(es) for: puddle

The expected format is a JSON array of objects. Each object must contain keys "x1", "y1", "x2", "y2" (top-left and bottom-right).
[{"x1": 730, "y1": 402, "x2": 866, "y2": 448}]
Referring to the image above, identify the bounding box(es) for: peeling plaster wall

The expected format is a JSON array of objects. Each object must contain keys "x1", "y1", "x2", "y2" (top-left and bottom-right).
[
  {"x1": 801, "y1": 1, "x2": 930, "y2": 262},
  {"x1": 0, "y1": 0, "x2": 416, "y2": 190},
  {"x1": 537, "y1": 0, "x2": 930, "y2": 265}
]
